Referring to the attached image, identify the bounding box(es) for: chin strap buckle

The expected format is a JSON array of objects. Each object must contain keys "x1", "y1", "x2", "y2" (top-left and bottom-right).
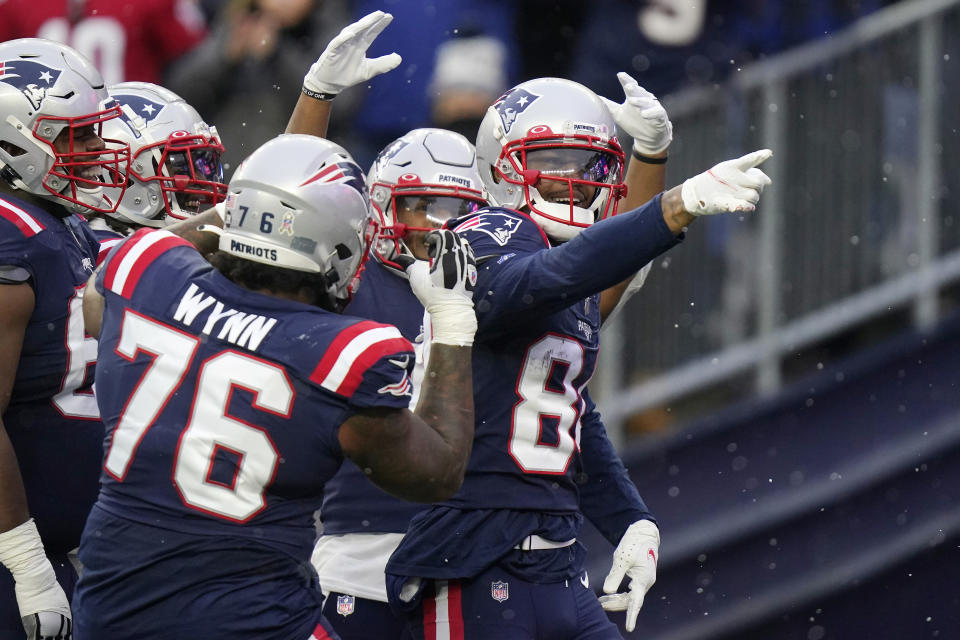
[{"x1": 0, "y1": 163, "x2": 22, "y2": 187}]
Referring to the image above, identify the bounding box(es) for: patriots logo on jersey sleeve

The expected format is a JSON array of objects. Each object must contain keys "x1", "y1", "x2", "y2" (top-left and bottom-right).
[
  {"x1": 493, "y1": 88, "x2": 539, "y2": 135},
  {"x1": 0, "y1": 60, "x2": 63, "y2": 110},
  {"x1": 453, "y1": 212, "x2": 523, "y2": 247}
]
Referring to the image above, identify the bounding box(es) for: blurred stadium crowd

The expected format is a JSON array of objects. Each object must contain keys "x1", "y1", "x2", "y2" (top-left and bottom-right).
[{"x1": 0, "y1": 0, "x2": 897, "y2": 172}]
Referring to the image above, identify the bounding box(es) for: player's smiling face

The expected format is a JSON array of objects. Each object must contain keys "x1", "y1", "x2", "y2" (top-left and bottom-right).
[
  {"x1": 164, "y1": 146, "x2": 225, "y2": 213},
  {"x1": 54, "y1": 124, "x2": 108, "y2": 182}
]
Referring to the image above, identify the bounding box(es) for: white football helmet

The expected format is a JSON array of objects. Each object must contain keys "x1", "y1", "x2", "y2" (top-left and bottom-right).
[
  {"x1": 102, "y1": 82, "x2": 226, "y2": 228},
  {"x1": 475, "y1": 77, "x2": 625, "y2": 242},
  {"x1": 206, "y1": 134, "x2": 375, "y2": 311},
  {"x1": 368, "y1": 128, "x2": 488, "y2": 270},
  {"x1": 0, "y1": 38, "x2": 129, "y2": 213}
]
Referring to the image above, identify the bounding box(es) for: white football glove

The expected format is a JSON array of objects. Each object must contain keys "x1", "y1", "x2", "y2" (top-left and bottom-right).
[
  {"x1": 0, "y1": 520, "x2": 72, "y2": 639},
  {"x1": 601, "y1": 72, "x2": 672, "y2": 156},
  {"x1": 599, "y1": 519, "x2": 660, "y2": 633},
  {"x1": 303, "y1": 10, "x2": 402, "y2": 97},
  {"x1": 403, "y1": 230, "x2": 477, "y2": 346},
  {"x1": 680, "y1": 149, "x2": 773, "y2": 216}
]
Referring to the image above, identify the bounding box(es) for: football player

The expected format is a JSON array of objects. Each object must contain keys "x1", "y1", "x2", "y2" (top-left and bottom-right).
[
  {"x1": 0, "y1": 37, "x2": 131, "y2": 640},
  {"x1": 99, "y1": 81, "x2": 227, "y2": 233},
  {"x1": 307, "y1": 120, "x2": 666, "y2": 640},
  {"x1": 383, "y1": 77, "x2": 773, "y2": 640},
  {"x1": 80, "y1": 81, "x2": 227, "y2": 273},
  {"x1": 311, "y1": 127, "x2": 489, "y2": 639},
  {"x1": 72, "y1": 134, "x2": 478, "y2": 639},
  {"x1": 282, "y1": 24, "x2": 671, "y2": 637}
]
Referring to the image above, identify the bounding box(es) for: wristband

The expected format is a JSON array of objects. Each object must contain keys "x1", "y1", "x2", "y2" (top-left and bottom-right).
[
  {"x1": 632, "y1": 149, "x2": 668, "y2": 164},
  {"x1": 0, "y1": 519, "x2": 70, "y2": 618},
  {"x1": 301, "y1": 86, "x2": 338, "y2": 101},
  {"x1": 425, "y1": 301, "x2": 477, "y2": 347}
]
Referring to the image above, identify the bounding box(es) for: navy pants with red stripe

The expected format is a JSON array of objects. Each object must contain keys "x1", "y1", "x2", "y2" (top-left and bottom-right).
[{"x1": 397, "y1": 566, "x2": 622, "y2": 640}]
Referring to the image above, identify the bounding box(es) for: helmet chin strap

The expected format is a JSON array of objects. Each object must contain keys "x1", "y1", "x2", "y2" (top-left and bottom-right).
[
  {"x1": 0, "y1": 159, "x2": 28, "y2": 191},
  {"x1": 523, "y1": 180, "x2": 601, "y2": 242}
]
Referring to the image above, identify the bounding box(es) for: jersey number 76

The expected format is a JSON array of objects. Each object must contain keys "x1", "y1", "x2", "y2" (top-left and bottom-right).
[{"x1": 103, "y1": 310, "x2": 290, "y2": 523}]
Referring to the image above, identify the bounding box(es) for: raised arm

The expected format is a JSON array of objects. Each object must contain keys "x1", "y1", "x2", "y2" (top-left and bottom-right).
[
  {"x1": 338, "y1": 230, "x2": 476, "y2": 502},
  {"x1": 599, "y1": 72, "x2": 671, "y2": 321},
  {"x1": 285, "y1": 10, "x2": 401, "y2": 138},
  {"x1": 476, "y1": 149, "x2": 774, "y2": 327}
]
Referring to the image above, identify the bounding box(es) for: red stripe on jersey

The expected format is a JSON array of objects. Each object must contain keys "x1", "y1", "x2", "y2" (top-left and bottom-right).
[
  {"x1": 103, "y1": 228, "x2": 153, "y2": 292},
  {"x1": 308, "y1": 320, "x2": 393, "y2": 385},
  {"x1": 448, "y1": 582, "x2": 464, "y2": 640},
  {"x1": 97, "y1": 238, "x2": 124, "y2": 266},
  {"x1": 118, "y1": 234, "x2": 192, "y2": 298},
  {"x1": 334, "y1": 336, "x2": 412, "y2": 396},
  {"x1": 0, "y1": 197, "x2": 45, "y2": 237},
  {"x1": 309, "y1": 622, "x2": 334, "y2": 639}
]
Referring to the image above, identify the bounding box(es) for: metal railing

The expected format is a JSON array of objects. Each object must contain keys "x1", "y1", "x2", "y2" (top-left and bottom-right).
[{"x1": 596, "y1": 0, "x2": 960, "y2": 443}]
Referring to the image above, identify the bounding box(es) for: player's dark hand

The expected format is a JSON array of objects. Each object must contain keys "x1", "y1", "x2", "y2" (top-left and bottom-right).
[{"x1": 404, "y1": 230, "x2": 477, "y2": 346}]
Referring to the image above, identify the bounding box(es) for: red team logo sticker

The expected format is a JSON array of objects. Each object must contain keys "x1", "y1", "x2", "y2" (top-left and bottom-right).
[
  {"x1": 491, "y1": 580, "x2": 509, "y2": 603},
  {"x1": 336, "y1": 594, "x2": 355, "y2": 616}
]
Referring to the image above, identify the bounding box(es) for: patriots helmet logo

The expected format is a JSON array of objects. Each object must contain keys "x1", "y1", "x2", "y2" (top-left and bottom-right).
[
  {"x1": 102, "y1": 97, "x2": 142, "y2": 140},
  {"x1": 301, "y1": 157, "x2": 367, "y2": 200},
  {"x1": 0, "y1": 59, "x2": 63, "y2": 110},
  {"x1": 375, "y1": 137, "x2": 409, "y2": 173},
  {"x1": 453, "y1": 212, "x2": 522, "y2": 247},
  {"x1": 493, "y1": 88, "x2": 539, "y2": 135},
  {"x1": 112, "y1": 93, "x2": 165, "y2": 125}
]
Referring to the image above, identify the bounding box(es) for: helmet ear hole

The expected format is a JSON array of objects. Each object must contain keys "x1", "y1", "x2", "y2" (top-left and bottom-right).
[
  {"x1": 335, "y1": 244, "x2": 353, "y2": 260},
  {"x1": 0, "y1": 141, "x2": 26, "y2": 157}
]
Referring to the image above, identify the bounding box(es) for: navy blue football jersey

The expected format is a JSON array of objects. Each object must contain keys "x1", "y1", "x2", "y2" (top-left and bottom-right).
[
  {"x1": 74, "y1": 229, "x2": 415, "y2": 638},
  {"x1": 0, "y1": 194, "x2": 103, "y2": 554},
  {"x1": 320, "y1": 257, "x2": 425, "y2": 535},
  {"x1": 387, "y1": 197, "x2": 678, "y2": 582}
]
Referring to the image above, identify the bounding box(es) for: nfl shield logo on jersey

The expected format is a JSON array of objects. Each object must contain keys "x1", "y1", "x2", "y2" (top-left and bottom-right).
[
  {"x1": 336, "y1": 594, "x2": 355, "y2": 617},
  {"x1": 491, "y1": 580, "x2": 509, "y2": 603}
]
